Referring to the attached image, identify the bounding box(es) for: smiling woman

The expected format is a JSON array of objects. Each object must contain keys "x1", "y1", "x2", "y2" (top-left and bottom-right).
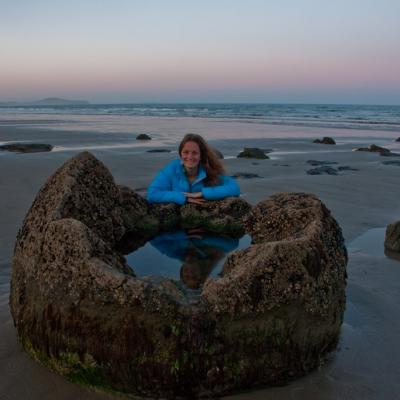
[{"x1": 147, "y1": 133, "x2": 240, "y2": 205}]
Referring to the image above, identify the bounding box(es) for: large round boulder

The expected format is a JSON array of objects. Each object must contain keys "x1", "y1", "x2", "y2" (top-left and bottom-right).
[{"x1": 10, "y1": 152, "x2": 347, "y2": 398}]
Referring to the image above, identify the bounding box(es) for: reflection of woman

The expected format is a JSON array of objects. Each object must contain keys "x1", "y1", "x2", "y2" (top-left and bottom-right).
[
  {"x1": 147, "y1": 133, "x2": 240, "y2": 205},
  {"x1": 150, "y1": 230, "x2": 239, "y2": 289},
  {"x1": 180, "y1": 247, "x2": 225, "y2": 290}
]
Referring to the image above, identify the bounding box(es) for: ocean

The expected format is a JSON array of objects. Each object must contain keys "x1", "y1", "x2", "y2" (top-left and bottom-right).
[
  {"x1": 1, "y1": 103, "x2": 400, "y2": 130},
  {"x1": 1, "y1": 103, "x2": 399, "y2": 150}
]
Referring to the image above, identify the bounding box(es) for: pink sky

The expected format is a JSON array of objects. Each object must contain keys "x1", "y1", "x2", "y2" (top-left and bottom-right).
[{"x1": 1, "y1": 1, "x2": 399, "y2": 104}]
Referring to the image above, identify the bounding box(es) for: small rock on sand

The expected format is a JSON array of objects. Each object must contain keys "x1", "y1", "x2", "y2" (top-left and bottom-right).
[
  {"x1": 231, "y1": 172, "x2": 261, "y2": 179},
  {"x1": 337, "y1": 166, "x2": 359, "y2": 171},
  {"x1": 237, "y1": 148, "x2": 269, "y2": 159},
  {"x1": 354, "y1": 144, "x2": 397, "y2": 156},
  {"x1": 307, "y1": 160, "x2": 338, "y2": 166},
  {"x1": 313, "y1": 137, "x2": 336, "y2": 145},
  {"x1": 136, "y1": 134, "x2": 152, "y2": 140},
  {"x1": 307, "y1": 166, "x2": 338, "y2": 175},
  {"x1": 0, "y1": 143, "x2": 53, "y2": 153}
]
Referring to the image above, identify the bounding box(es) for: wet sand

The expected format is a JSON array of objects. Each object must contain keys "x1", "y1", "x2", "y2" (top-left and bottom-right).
[{"x1": 1, "y1": 123, "x2": 400, "y2": 399}]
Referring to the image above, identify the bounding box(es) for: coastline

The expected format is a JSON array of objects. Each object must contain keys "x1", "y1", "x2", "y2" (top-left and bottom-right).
[{"x1": 1, "y1": 121, "x2": 400, "y2": 399}]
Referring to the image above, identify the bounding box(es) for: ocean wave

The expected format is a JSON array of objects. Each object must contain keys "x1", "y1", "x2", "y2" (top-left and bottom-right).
[{"x1": 1, "y1": 103, "x2": 399, "y2": 132}]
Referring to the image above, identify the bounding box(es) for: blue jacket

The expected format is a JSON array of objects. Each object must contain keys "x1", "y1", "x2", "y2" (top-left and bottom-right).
[{"x1": 147, "y1": 159, "x2": 240, "y2": 205}]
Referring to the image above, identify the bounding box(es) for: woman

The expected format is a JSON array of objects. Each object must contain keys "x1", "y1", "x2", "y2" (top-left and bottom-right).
[{"x1": 147, "y1": 133, "x2": 240, "y2": 205}]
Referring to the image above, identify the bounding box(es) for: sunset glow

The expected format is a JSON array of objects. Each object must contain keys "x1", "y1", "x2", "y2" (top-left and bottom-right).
[{"x1": 1, "y1": 0, "x2": 399, "y2": 104}]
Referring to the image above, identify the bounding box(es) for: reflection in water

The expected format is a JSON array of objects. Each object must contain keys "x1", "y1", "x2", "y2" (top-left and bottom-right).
[{"x1": 125, "y1": 230, "x2": 251, "y2": 289}]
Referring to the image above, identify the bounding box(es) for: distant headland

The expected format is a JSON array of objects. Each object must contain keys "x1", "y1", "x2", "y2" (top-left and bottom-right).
[{"x1": 0, "y1": 97, "x2": 90, "y2": 106}]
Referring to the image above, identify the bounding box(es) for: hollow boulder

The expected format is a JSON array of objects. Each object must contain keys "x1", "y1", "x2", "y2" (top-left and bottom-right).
[{"x1": 10, "y1": 152, "x2": 347, "y2": 398}]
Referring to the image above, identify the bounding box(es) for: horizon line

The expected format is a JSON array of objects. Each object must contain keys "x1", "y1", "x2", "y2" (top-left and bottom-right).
[{"x1": 1, "y1": 99, "x2": 400, "y2": 107}]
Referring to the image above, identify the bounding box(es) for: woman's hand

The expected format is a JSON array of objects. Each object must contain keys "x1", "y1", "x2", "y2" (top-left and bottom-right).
[{"x1": 184, "y1": 192, "x2": 206, "y2": 205}]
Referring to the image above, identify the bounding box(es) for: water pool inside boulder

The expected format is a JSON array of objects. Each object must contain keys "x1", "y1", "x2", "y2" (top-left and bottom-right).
[{"x1": 124, "y1": 230, "x2": 252, "y2": 289}]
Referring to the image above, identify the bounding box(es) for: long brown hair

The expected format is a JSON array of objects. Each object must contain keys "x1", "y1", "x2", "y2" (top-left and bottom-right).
[{"x1": 178, "y1": 133, "x2": 225, "y2": 186}]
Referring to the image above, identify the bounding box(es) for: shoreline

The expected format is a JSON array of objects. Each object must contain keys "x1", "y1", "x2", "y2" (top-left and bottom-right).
[{"x1": 1, "y1": 122, "x2": 400, "y2": 399}]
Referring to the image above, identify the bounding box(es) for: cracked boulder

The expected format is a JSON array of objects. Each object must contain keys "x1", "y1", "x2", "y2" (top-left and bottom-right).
[{"x1": 10, "y1": 152, "x2": 347, "y2": 398}]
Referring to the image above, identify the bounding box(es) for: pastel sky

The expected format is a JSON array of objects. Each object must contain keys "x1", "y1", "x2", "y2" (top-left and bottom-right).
[{"x1": 1, "y1": 0, "x2": 400, "y2": 104}]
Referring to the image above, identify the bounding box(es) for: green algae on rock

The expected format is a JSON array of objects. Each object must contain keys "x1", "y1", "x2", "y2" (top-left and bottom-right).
[{"x1": 10, "y1": 151, "x2": 347, "y2": 398}]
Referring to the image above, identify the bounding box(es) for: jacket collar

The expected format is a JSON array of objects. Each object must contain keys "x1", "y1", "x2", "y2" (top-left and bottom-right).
[{"x1": 180, "y1": 161, "x2": 207, "y2": 185}]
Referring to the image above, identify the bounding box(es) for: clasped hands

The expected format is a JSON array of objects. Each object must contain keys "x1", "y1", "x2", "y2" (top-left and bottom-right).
[{"x1": 184, "y1": 192, "x2": 206, "y2": 205}]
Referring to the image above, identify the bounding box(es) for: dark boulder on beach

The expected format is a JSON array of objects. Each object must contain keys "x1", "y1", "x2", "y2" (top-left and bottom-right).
[
  {"x1": 10, "y1": 152, "x2": 347, "y2": 398},
  {"x1": 366, "y1": 144, "x2": 388, "y2": 153},
  {"x1": 307, "y1": 166, "x2": 338, "y2": 175},
  {"x1": 136, "y1": 133, "x2": 152, "y2": 140},
  {"x1": 395, "y1": 137, "x2": 400, "y2": 142},
  {"x1": 313, "y1": 137, "x2": 336, "y2": 145},
  {"x1": 0, "y1": 142, "x2": 53, "y2": 153},
  {"x1": 307, "y1": 163, "x2": 358, "y2": 174},
  {"x1": 384, "y1": 220, "x2": 400, "y2": 253},
  {"x1": 354, "y1": 144, "x2": 398, "y2": 156},
  {"x1": 237, "y1": 147, "x2": 269, "y2": 159},
  {"x1": 231, "y1": 172, "x2": 261, "y2": 179},
  {"x1": 338, "y1": 166, "x2": 359, "y2": 171},
  {"x1": 307, "y1": 160, "x2": 338, "y2": 166}
]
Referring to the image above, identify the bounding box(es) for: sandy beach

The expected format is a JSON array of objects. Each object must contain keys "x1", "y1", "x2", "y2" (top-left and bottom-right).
[{"x1": 1, "y1": 120, "x2": 400, "y2": 400}]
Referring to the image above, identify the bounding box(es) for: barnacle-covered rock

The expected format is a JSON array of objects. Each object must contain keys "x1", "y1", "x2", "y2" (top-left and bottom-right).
[{"x1": 10, "y1": 152, "x2": 347, "y2": 398}]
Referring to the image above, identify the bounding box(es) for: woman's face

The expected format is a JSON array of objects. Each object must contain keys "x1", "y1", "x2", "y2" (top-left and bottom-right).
[{"x1": 180, "y1": 141, "x2": 201, "y2": 170}]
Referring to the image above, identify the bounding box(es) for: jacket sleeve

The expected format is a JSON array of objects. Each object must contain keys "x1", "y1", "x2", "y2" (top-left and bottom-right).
[
  {"x1": 201, "y1": 175, "x2": 240, "y2": 200},
  {"x1": 147, "y1": 166, "x2": 187, "y2": 205}
]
